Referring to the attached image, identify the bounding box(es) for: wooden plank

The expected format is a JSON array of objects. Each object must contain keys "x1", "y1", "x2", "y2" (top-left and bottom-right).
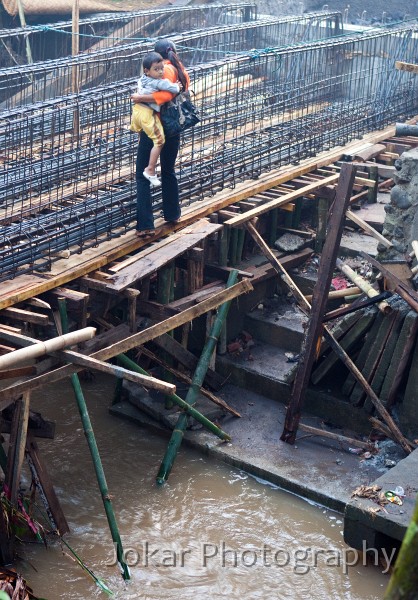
[
  {"x1": 1, "y1": 307, "x2": 50, "y2": 325},
  {"x1": 105, "y1": 220, "x2": 222, "y2": 292},
  {"x1": 0, "y1": 279, "x2": 253, "y2": 407},
  {"x1": 395, "y1": 61, "x2": 418, "y2": 74},
  {"x1": 225, "y1": 174, "x2": 339, "y2": 227},
  {"x1": 0, "y1": 120, "x2": 415, "y2": 313},
  {"x1": 0, "y1": 366, "x2": 36, "y2": 380},
  {"x1": 346, "y1": 210, "x2": 392, "y2": 248},
  {"x1": 5, "y1": 391, "x2": 30, "y2": 503},
  {"x1": 298, "y1": 423, "x2": 369, "y2": 449}
]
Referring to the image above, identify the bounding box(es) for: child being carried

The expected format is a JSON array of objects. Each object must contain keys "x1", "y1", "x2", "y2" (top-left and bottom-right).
[{"x1": 130, "y1": 51, "x2": 180, "y2": 187}]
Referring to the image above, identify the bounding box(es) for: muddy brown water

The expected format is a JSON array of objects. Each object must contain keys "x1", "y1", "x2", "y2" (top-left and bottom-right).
[{"x1": 17, "y1": 375, "x2": 388, "y2": 599}]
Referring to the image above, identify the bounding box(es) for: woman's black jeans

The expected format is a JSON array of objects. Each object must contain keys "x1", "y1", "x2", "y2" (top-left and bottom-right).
[{"x1": 135, "y1": 130, "x2": 181, "y2": 231}]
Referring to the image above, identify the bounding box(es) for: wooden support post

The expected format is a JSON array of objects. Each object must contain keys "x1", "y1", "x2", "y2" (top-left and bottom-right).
[
  {"x1": 315, "y1": 196, "x2": 329, "y2": 252},
  {"x1": 298, "y1": 423, "x2": 369, "y2": 449},
  {"x1": 229, "y1": 227, "x2": 239, "y2": 266},
  {"x1": 268, "y1": 208, "x2": 278, "y2": 247},
  {"x1": 187, "y1": 248, "x2": 204, "y2": 294},
  {"x1": 157, "y1": 262, "x2": 176, "y2": 407},
  {"x1": 281, "y1": 164, "x2": 357, "y2": 444},
  {"x1": 5, "y1": 392, "x2": 30, "y2": 504},
  {"x1": 366, "y1": 165, "x2": 378, "y2": 203},
  {"x1": 124, "y1": 288, "x2": 140, "y2": 333},
  {"x1": 218, "y1": 226, "x2": 229, "y2": 267},
  {"x1": 26, "y1": 434, "x2": 70, "y2": 535}
]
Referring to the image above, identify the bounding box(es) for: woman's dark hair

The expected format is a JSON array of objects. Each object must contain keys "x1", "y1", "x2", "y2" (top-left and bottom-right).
[
  {"x1": 142, "y1": 51, "x2": 163, "y2": 71},
  {"x1": 154, "y1": 39, "x2": 188, "y2": 90}
]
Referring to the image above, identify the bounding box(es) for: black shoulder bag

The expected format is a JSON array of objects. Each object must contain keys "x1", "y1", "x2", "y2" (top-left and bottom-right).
[{"x1": 160, "y1": 90, "x2": 200, "y2": 138}]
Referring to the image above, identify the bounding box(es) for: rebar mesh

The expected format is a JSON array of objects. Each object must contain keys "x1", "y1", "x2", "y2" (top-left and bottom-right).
[
  {"x1": 0, "y1": 3, "x2": 257, "y2": 67},
  {"x1": 0, "y1": 22, "x2": 417, "y2": 280},
  {"x1": 0, "y1": 11, "x2": 343, "y2": 110}
]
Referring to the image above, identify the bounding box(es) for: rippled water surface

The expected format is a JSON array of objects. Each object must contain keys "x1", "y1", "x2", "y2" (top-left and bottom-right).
[{"x1": 19, "y1": 376, "x2": 387, "y2": 599}]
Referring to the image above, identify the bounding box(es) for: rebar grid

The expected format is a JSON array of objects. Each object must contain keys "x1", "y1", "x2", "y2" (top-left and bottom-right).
[
  {"x1": 0, "y1": 3, "x2": 257, "y2": 68},
  {"x1": 0, "y1": 23, "x2": 417, "y2": 280},
  {"x1": 0, "y1": 11, "x2": 343, "y2": 111}
]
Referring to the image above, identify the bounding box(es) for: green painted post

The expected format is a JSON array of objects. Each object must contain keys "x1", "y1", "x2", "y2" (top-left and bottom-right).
[
  {"x1": 156, "y1": 270, "x2": 239, "y2": 485},
  {"x1": 57, "y1": 299, "x2": 130, "y2": 581}
]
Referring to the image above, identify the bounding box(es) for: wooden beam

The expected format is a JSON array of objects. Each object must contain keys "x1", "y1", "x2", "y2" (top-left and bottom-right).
[
  {"x1": 140, "y1": 346, "x2": 241, "y2": 418},
  {"x1": 57, "y1": 350, "x2": 176, "y2": 395},
  {"x1": 346, "y1": 210, "x2": 392, "y2": 248},
  {"x1": 0, "y1": 329, "x2": 176, "y2": 394},
  {"x1": 395, "y1": 61, "x2": 418, "y2": 74},
  {"x1": 0, "y1": 279, "x2": 253, "y2": 407},
  {"x1": 281, "y1": 164, "x2": 357, "y2": 444},
  {"x1": 5, "y1": 391, "x2": 30, "y2": 503},
  {"x1": 298, "y1": 423, "x2": 369, "y2": 449},
  {"x1": 0, "y1": 307, "x2": 50, "y2": 326},
  {"x1": 225, "y1": 174, "x2": 339, "y2": 227}
]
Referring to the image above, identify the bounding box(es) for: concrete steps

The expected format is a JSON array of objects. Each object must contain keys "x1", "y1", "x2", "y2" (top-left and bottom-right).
[{"x1": 217, "y1": 299, "x2": 307, "y2": 402}]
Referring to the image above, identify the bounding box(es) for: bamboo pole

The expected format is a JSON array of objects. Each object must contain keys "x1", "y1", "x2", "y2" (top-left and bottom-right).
[
  {"x1": 57, "y1": 299, "x2": 130, "y2": 581},
  {"x1": 384, "y1": 494, "x2": 418, "y2": 599},
  {"x1": 336, "y1": 259, "x2": 391, "y2": 314},
  {"x1": 156, "y1": 270, "x2": 239, "y2": 485},
  {"x1": 116, "y1": 353, "x2": 231, "y2": 439},
  {"x1": 0, "y1": 327, "x2": 96, "y2": 370}
]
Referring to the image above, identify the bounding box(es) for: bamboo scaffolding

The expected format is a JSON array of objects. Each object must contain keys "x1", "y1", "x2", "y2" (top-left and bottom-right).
[
  {"x1": 156, "y1": 270, "x2": 239, "y2": 485},
  {"x1": 0, "y1": 327, "x2": 96, "y2": 370},
  {"x1": 57, "y1": 298, "x2": 130, "y2": 581},
  {"x1": 336, "y1": 259, "x2": 391, "y2": 314}
]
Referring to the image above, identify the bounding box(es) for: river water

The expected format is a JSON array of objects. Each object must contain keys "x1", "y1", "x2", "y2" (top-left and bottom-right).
[{"x1": 18, "y1": 375, "x2": 388, "y2": 599}]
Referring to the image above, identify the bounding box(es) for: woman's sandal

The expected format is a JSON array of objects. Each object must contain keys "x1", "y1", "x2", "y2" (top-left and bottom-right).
[
  {"x1": 135, "y1": 229, "x2": 154, "y2": 239},
  {"x1": 143, "y1": 170, "x2": 161, "y2": 187}
]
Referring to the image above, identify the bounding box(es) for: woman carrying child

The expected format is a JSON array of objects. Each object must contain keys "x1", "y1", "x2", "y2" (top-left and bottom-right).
[
  {"x1": 130, "y1": 51, "x2": 180, "y2": 187},
  {"x1": 131, "y1": 39, "x2": 190, "y2": 238}
]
